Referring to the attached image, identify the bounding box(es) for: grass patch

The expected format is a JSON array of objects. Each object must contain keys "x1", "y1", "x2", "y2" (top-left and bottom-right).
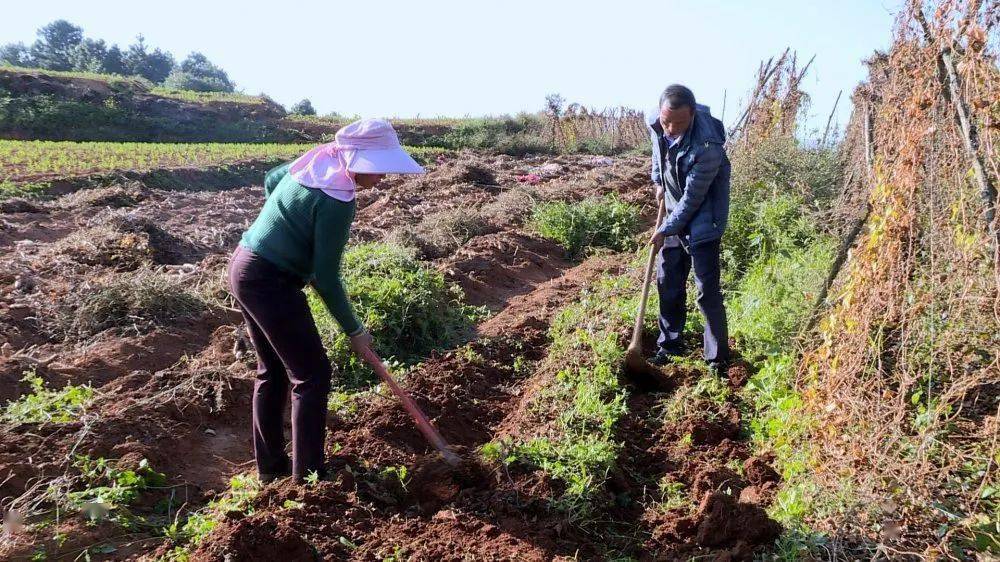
[
  {"x1": 422, "y1": 115, "x2": 553, "y2": 156},
  {"x1": 659, "y1": 372, "x2": 730, "y2": 424},
  {"x1": 0, "y1": 180, "x2": 49, "y2": 199},
  {"x1": 309, "y1": 242, "x2": 484, "y2": 388},
  {"x1": 532, "y1": 195, "x2": 639, "y2": 258},
  {"x1": 485, "y1": 274, "x2": 639, "y2": 518},
  {"x1": 729, "y1": 242, "x2": 835, "y2": 358},
  {"x1": 2, "y1": 371, "x2": 94, "y2": 424},
  {"x1": 0, "y1": 65, "x2": 152, "y2": 89},
  {"x1": 0, "y1": 141, "x2": 444, "y2": 189},
  {"x1": 0, "y1": 140, "x2": 312, "y2": 183},
  {"x1": 149, "y1": 87, "x2": 266, "y2": 105}
]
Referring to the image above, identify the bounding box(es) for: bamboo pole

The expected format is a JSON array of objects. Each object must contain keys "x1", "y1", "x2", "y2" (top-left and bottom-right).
[
  {"x1": 804, "y1": 102, "x2": 876, "y2": 335},
  {"x1": 821, "y1": 90, "x2": 842, "y2": 147},
  {"x1": 912, "y1": 1, "x2": 997, "y2": 228}
]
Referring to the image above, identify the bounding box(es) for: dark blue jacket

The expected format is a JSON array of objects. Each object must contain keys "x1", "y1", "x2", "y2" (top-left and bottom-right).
[{"x1": 650, "y1": 105, "x2": 731, "y2": 246}]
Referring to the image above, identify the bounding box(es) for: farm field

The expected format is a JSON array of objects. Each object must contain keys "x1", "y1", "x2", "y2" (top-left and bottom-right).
[
  {"x1": 0, "y1": 141, "x2": 446, "y2": 198},
  {"x1": 0, "y1": 1, "x2": 996, "y2": 560},
  {"x1": 0, "y1": 151, "x2": 788, "y2": 560}
]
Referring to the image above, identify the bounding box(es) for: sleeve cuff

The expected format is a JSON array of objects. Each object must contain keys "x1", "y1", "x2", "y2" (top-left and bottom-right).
[{"x1": 346, "y1": 325, "x2": 365, "y2": 337}]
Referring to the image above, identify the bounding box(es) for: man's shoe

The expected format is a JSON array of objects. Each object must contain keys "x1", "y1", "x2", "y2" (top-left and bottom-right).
[
  {"x1": 649, "y1": 340, "x2": 685, "y2": 366},
  {"x1": 649, "y1": 351, "x2": 672, "y2": 366},
  {"x1": 707, "y1": 359, "x2": 729, "y2": 378}
]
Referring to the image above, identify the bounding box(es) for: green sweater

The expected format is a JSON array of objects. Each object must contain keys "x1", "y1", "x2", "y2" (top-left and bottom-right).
[{"x1": 241, "y1": 163, "x2": 362, "y2": 336}]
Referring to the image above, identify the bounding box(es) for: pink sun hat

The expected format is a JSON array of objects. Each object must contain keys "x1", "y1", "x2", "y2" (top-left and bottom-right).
[
  {"x1": 288, "y1": 119, "x2": 424, "y2": 201},
  {"x1": 338, "y1": 119, "x2": 425, "y2": 174}
]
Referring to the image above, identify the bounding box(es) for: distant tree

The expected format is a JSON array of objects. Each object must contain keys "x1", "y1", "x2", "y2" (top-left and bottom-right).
[
  {"x1": 162, "y1": 52, "x2": 234, "y2": 92},
  {"x1": 70, "y1": 38, "x2": 108, "y2": 73},
  {"x1": 0, "y1": 42, "x2": 32, "y2": 66},
  {"x1": 290, "y1": 98, "x2": 317, "y2": 115},
  {"x1": 29, "y1": 20, "x2": 84, "y2": 71},
  {"x1": 124, "y1": 35, "x2": 174, "y2": 83},
  {"x1": 102, "y1": 45, "x2": 127, "y2": 75}
]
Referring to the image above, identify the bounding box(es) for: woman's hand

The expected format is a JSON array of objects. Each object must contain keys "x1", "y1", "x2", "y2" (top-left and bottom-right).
[{"x1": 349, "y1": 329, "x2": 374, "y2": 356}]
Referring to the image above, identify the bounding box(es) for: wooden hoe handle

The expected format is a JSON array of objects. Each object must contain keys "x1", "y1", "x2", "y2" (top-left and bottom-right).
[
  {"x1": 360, "y1": 347, "x2": 461, "y2": 466},
  {"x1": 629, "y1": 201, "x2": 666, "y2": 350}
]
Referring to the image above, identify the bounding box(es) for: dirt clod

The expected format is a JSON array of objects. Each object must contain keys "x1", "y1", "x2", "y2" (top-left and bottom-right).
[
  {"x1": 406, "y1": 448, "x2": 493, "y2": 510},
  {"x1": 694, "y1": 492, "x2": 782, "y2": 548},
  {"x1": 191, "y1": 513, "x2": 319, "y2": 562}
]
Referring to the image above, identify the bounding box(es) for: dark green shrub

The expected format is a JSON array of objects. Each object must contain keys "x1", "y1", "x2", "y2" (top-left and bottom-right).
[
  {"x1": 309, "y1": 242, "x2": 483, "y2": 388},
  {"x1": 532, "y1": 195, "x2": 640, "y2": 258},
  {"x1": 162, "y1": 70, "x2": 230, "y2": 93},
  {"x1": 728, "y1": 241, "x2": 835, "y2": 357},
  {"x1": 723, "y1": 192, "x2": 819, "y2": 285},
  {"x1": 425, "y1": 115, "x2": 553, "y2": 156}
]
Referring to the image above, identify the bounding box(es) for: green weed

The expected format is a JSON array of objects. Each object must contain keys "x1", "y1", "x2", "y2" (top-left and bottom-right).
[
  {"x1": 160, "y1": 473, "x2": 261, "y2": 560},
  {"x1": 728, "y1": 242, "x2": 834, "y2": 357},
  {"x1": 309, "y1": 242, "x2": 485, "y2": 389},
  {"x1": 2, "y1": 371, "x2": 94, "y2": 424},
  {"x1": 658, "y1": 479, "x2": 689, "y2": 512},
  {"x1": 68, "y1": 456, "x2": 166, "y2": 514},
  {"x1": 532, "y1": 195, "x2": 640, "y2": 258},
  {"x1": 497, "y1": 274, "x2": 638, "y2": 518},
  {"x1": 327, "y1": 390, "x2": 359, "y2": 417},
  {"x1": 379, "y1": 465, "x2": 409, "y2": 491},
  {"x1": 659, "y1": 373, "x2": 729, "y2": 424}
]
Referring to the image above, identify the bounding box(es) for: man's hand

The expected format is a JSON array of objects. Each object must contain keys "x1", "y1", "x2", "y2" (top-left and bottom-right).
[
  {"x1": 650, "y1": 230, "x2": 665, "y2": 249},
  {"x1": 655, "y1": 184, "x2": 664, "y2": 204},
  {"x1": 348, "y1": 329, "x2": 374, "y2": 357}
]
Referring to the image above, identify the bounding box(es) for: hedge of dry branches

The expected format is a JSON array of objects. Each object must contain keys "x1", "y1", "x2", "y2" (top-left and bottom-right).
[
  {"x1": 544, "y1": 95, "x2": 647, "y2": 153},
  {"x1": 798, "y1": 0, "x2": 998, "y2": 557},
  {"x1": 729, "y1": 49, "x2": 814, "y2": 146}
]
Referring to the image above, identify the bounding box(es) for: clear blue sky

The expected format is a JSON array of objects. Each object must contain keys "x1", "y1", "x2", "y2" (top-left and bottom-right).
[{"x1": 2, "y1": 0, "x2": 899, "y2": 134}]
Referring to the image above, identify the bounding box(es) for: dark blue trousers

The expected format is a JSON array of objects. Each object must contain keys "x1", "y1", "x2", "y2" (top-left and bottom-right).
[{"x1": 655, "y1": 238, "x2": 730, "y2": 362}]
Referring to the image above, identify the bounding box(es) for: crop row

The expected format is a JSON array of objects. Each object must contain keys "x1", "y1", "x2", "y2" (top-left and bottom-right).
[{"x1": 0, "y1": 140, "x2": 445, "y2": 184}]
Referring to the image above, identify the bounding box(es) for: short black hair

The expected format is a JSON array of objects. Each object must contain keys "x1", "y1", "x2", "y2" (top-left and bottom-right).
[{"x1": 659, "y1": 84, "x2": 696, "y2": 110}]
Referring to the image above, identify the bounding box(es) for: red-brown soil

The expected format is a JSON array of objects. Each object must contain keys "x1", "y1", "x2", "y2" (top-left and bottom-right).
[{"x1": 0, "y1": 152, "x2": 781, "y2": 560}]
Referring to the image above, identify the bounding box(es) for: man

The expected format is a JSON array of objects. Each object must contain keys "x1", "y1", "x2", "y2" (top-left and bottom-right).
[{"x1": 648, "y1": 84, "x2": 731, "y2": 370}]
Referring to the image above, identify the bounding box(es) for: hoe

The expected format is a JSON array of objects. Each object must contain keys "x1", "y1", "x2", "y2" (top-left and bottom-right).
[
  {"x1": 623, "y1": 201, "x2": 672, "y2": 388},
  {"x1": 359, "y1": 347, "x2": 462, "y2": 467}
]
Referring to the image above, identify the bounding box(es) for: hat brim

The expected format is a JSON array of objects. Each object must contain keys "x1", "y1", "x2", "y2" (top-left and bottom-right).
[{"x1": 347, "y1": 147, "x2": 425, "y2": 175}]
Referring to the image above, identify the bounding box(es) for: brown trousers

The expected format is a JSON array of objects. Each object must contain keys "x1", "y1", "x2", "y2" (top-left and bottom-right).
[{"x1": 228, "y1": 245, "x2": 332, "y2": 479}]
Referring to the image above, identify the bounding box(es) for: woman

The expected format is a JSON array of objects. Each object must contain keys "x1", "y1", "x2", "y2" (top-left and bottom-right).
[{"x1": 229, "y1": 119, "x2": 425, "y2": 482}]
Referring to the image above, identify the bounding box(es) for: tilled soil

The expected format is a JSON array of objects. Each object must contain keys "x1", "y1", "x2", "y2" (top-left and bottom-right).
[{"x1": 0, "y1": 151, "x2": 781, "y2": 560}]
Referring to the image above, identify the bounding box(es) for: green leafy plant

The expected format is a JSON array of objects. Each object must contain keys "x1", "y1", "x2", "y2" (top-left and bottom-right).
[
  {"x1": 2, "y1": 371, "x2": 94, "y2": 424},
  {"x1": 532, "y1": 195, "x2": 640, "y2": 258},
  {"x1": 161, "y1": 473, "x2": 262, "y2": 560},
  {"x1": 68, "y1": 456, "x2": 166, "y2": 511},
  {"x1": 309, "y1": 242, "x2": 485, "y2": 388},
  {"x1": 495, "y1": 274, "x2": 639, "y2": 518},
  {"x1": 379, "y1": 465, "x2": 409, "y2": 491},
  {"x1": 658, "y1": 479, "x2": 689, "y2": 511}
]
